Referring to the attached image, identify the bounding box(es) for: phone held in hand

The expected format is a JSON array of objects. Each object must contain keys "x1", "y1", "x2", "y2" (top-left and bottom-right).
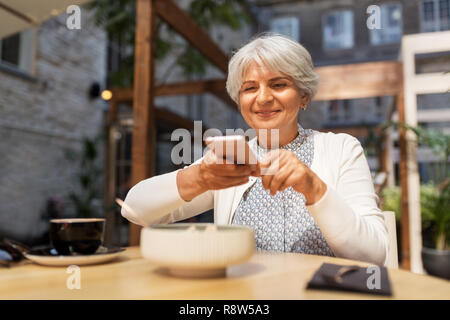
[{"x1": 205, "y1": 135, "x2": 258, "y2": 165}]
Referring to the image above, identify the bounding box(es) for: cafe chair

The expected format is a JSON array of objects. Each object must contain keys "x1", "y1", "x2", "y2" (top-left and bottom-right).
[{"x1": 383, "y1": 211, "x2": 399, "y2": 269}]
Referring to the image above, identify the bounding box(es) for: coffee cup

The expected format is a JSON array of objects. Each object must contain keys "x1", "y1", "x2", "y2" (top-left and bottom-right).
[{"x1": 50, "y1": 218, "x2": 105, "y2": 255}]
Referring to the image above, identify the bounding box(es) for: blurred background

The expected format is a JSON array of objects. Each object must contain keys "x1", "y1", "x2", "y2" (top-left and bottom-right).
[{"x1": 0, "y1": 0, "x2": 448, "y2": 277}]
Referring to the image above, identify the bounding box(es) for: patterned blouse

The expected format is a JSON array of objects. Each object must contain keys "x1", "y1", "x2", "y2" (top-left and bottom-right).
[{"x1": 232, "y1": 126, "x2": 335, "y2": 256}]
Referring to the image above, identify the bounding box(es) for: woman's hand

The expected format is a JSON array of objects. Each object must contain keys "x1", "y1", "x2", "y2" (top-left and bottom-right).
[
  {"x1": 256, "y1": 149, "x2": 327, "y2": 205},
  {"x1": 177, "y1": 150, "x2": 257, "y2": 201}
]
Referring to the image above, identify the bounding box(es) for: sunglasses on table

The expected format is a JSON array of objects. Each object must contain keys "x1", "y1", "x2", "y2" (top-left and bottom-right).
[{"x1": 0, "y1": 239, "x2": 31, "y2": 268}]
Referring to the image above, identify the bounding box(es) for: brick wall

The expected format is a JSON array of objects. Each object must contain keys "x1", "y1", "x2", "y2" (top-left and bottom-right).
[{"x1": 0, "y1": 11, "x2": 107, "y2": 243}]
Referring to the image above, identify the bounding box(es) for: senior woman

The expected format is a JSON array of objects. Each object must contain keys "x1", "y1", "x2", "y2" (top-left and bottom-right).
[{"x1": 121, "y1": 34, "x2": 389, "y2": 266}]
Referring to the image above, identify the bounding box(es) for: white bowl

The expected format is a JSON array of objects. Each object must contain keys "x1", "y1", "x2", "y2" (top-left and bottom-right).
[{"x1": 140, "y1": 223, "x2": 255, "y2": 278}]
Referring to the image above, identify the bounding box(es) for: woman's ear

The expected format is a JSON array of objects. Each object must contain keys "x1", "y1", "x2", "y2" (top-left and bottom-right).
[{"x1": 300, "y1": 93, "x2": 310, "y2": 108}]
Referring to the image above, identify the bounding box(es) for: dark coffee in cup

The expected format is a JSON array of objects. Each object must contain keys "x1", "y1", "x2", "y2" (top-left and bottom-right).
[{"x1": 50, "y1": 218, "x2": 105, "y2": 255}]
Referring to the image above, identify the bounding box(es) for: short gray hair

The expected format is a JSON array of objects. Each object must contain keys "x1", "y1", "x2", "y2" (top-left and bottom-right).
[{"x1": 226, "y1": 33, "x2": 319, "y2": 106}]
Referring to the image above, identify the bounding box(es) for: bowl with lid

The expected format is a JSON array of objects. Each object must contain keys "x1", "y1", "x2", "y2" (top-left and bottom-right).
[{"x1": 140, "y1": 223, "x2": 255, "y2": 278}]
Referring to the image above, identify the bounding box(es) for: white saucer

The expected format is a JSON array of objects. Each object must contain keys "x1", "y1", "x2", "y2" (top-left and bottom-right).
[{"x1": 24, "y1": 246, "x2": 125, "y2": 267}]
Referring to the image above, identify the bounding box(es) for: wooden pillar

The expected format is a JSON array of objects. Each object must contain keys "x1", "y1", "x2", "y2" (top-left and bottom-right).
[
  {"x1": 385, "y1": 126, "x2": 395, "y2": 188},
  {"x1": 104, "y1": 99, "x2": 118, "y2": 246},
  {"x1": 130, "y1": 0, "x2": 157, "y2": 246},
  {"x1": 397, "y1": 81, "x2": 411, "y2": 271},
  {"x1": 379, "y1": 131, "x2": 388, "y2": 174}
]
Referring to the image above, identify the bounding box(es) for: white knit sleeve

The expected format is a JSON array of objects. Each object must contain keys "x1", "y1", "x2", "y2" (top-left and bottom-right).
[
  {"x1": 306, "y1": 134, "x2": 389, "y2": 266},
  {"x1": 121, "y1": 164, "x2": 214, "y2": 227}
]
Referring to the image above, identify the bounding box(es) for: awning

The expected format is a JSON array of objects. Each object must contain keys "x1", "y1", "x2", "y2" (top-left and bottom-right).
[{"x1": 0, "y1": 0, "x2": 93, "y2": 39}]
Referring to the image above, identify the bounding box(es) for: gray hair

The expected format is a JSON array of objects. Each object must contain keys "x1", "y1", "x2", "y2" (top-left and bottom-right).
[{"x1": 226, "y1": 33, "x2": 319, "y2": 106}]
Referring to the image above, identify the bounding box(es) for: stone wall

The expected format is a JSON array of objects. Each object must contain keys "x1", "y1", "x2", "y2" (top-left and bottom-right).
[{"x1": 0, "y1": 10, "x2": 107, "y2": 243}]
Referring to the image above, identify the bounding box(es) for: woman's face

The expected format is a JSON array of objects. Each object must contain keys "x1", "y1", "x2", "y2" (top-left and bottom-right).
[{"x1": 238, "y1": 61, "x2": 308, "y2": 135}]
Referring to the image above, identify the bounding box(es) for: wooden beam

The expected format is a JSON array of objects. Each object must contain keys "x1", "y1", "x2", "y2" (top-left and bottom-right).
[
  {"x1": 104, "y1": 98, "x2": 118, "y2": 245},
  {"x1": 154, "y1": 108, "x2": 211, "y2": 137},
  {"x1": 154, "y1": 108, "x2": 196, "y2": 131},
  {"x1": 130, "y1": 0, "x2": 157, "y2": 246},
  {"x1": 154, "y1": 0, "x2": 228, "y2": 73},
  {"x1": 109, "y1": 79, "x2": 236, "y2": 109},
  {"x1": 397, "y1": 81, "x2": 411, "y2": 271},
  {"x1": 107, "y1": 99, "x2": 119, "y2": 125},
  {"x1": 156, "y1": 78, "x2": 225, "y2": 96},
  {"x1": 156, "y1": 79, "x2": 230, "y2": 98},
  {"x1": 314, "y1": 61, "x2": 402, "y2": 101},
  {"x1": 155, "y1": 80, "x2": 210, "y2": 96},
  {"x1": 104, "y1": 125, "x2": 117, "y2": 246},
  {"x1": 111, "y1": 88, "x2": 133, "y2": 103},
  {"x1": 380, "y1": 133, "x2": 389, "y2": 174}
]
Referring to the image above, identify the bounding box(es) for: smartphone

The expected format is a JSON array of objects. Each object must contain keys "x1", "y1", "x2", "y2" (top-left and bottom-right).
[{"x1": 205, "y1": 135, "x2": 258, "y2": 165}]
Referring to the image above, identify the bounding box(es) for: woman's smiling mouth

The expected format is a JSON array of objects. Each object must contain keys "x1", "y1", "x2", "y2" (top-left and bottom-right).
[{"x1": 255, "y1": 110, "x2": 281, "y2": 118}]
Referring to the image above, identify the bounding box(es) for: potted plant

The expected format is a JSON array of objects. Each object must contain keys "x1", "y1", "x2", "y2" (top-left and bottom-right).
[
  {"x1": 407, "y1": 125, "x2": 449, "y2": 279},
  {"x1": 420, "y1": 179, "x2": 450, "y2": 279},
  {"x1": 381, "y1": 125, "x2": 449, "y2": 279}
]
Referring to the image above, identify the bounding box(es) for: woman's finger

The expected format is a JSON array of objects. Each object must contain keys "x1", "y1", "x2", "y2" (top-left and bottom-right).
[
  {"x1": 261, "y1": 173, "x2": 274, "y2": 191},
  {"x1": 209, "y1": 164, "x2": 254, "y2": 177},
  {"x1": 260, "y1": 151, "x2": 286, "y2": 190},
  {"x1": 279, "y1": 169, "x2": 304, "y2": 192},
  {"x1": 268, "y1": 166, "x2": 293, "y2": 195},
  {"x1": 203, "y1": 152, "x2": 254, "y2": 177},
  {"x1": 259, "y1": 150, "x2": 284, "y2": 175},
  {"x1": 213, "y1": 176, "x2": 250, "y2": 189}
]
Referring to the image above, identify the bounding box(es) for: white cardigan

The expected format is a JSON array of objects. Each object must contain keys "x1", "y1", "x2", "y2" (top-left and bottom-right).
[{"x1": 122, "y1": 130, "x2": 389, "y2": 266}]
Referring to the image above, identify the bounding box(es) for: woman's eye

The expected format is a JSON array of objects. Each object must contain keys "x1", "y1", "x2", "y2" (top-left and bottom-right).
[
  {"x1": 243, "y1": 86, "x2": 256, "y2": 91},
  {"x1": 273, "y1": 83, "x2": 286, "y2": 88}
]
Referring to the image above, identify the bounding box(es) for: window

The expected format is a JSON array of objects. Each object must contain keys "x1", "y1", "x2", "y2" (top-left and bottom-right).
[
  {"x1": 343, "y1": 100, "x2": 352, "y2": 120},
  {"x1": 375, "y1": 96, "x2": 384, "y2": 118},
  {"x1": 420, "y1": 0, "x2": 450, "y2": 32},
  {"x1": 328, "y1": 100, "x2": 354, "y2": 123},
  {"x1": 370, "y1": 3, "x2": 403, "y2": 45},
  {"x1": 1, "y1": 34, "x2": 20, "y2": 66},
  {"x1": 329, "y1": 100, "x2": 341, "y2": 121},
  {"x1": 270, "y1": 17, "x2": 300, "y2": 42},
  {"x1": 0, "y1": 29, "x2": 35, "y2": 74},
  {"x1": 323, "y1": 10, "x2": 354, "y2": 50}
]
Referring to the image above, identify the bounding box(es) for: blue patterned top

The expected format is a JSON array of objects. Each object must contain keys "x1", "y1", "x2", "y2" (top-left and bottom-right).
[{"x1": 232, "y1": 126, "x2": 335, "y2": 256}]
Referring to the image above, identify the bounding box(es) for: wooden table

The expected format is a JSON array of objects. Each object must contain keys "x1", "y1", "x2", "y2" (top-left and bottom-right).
[{"x1": 1, "y1": 247, "x2": 449, "y2": 299}]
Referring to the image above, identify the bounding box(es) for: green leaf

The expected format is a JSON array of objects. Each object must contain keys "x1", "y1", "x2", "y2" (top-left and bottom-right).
[
  {"x1": 381, "y1": 183, "x2": 450, "y2": 249},
  {"x1": 177, "y1": 46, "x2": 209, "y2": 76},
  {"x1": 88, "y1": 0, "x2": 251, "y2": 83}
]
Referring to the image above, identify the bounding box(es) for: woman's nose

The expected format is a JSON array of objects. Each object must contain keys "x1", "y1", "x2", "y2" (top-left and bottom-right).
[{"x1": 256, "y1": 86, "x2": 274, "y2": 105}]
